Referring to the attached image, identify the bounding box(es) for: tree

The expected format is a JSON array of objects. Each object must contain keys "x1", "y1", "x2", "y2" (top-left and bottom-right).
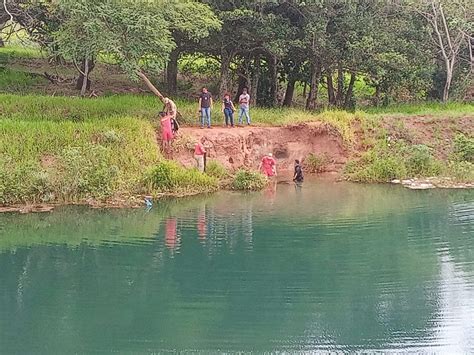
[
  {"x1": 411, "y1": 0, "x2": 473, "y2": 102},
  {"x1": 54, "y1": 0, "x2": 177, "y2": 100},
  {"x1": 162, "y1": 0, "x2": 220, "y2": 95}
]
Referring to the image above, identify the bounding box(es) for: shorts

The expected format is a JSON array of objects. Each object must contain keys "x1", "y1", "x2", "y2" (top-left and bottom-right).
[{"x1": 162, "y1": 130, "x2": 173, "y2": 142}]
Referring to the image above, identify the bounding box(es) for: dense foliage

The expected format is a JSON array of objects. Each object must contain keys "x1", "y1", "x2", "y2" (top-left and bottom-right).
[{"x1": 1, "y1": 0, "x2": 472, "y2": 106}]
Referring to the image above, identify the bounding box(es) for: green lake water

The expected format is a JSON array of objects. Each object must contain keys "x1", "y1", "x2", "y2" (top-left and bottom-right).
[{"x1": 0, "y1": 181, "x2": 473, "y2": 353}]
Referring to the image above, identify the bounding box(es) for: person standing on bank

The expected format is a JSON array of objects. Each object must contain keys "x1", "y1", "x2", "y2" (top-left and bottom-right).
[
  {"x1": 238, "y1": 87, "x2": 251, "y2": 125},
  {"x1": 198, "y1": 87, "x2": 213, "y2": 128},
  {"x1": 194, "y1": 137, "x2": 207, "y2": 172},
  {"x1": 222, "y1": 93, "x2": 236, "y2": 127}
]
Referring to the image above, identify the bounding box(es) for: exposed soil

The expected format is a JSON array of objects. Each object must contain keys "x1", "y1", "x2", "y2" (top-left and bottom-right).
[{"x1": 172, "y1": 123, "x2": 349, "y2": 174}]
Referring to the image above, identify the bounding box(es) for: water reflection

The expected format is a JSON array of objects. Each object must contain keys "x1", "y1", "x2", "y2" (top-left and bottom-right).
[{"x1": 0, "y1": 182, "x2": 473, "y2": 353}]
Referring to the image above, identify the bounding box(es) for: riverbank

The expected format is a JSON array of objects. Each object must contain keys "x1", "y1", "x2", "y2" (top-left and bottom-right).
[{"x1": 0, "y1": 93, "x2": 473, "y2": 212}]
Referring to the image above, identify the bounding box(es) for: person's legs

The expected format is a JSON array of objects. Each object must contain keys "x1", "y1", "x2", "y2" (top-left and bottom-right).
[
  {"x1": 238, "y1": 107, "x2": 245, "y2": 125},
  {"x1": 244, "y1": 107, "x2": 251, "y2": 125},
  {"x1": 229, "y1": 110, "x2": 234, "y2": 127},
  {"x1": 204, "y1": 107, "x2": 211, "y2": 127},
  {"x1": 195, "y1": 155, "x2": 204, "y2": 172},
  {"x1": 200, "y1": 109, "x2": 205, "y2": 128},
  {"x1": 224, "y1": 108, "x2": 230, "y2": 126}
]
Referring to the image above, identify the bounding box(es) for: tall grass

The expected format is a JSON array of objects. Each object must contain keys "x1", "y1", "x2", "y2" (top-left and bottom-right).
[
  {"x1": 365, "y1": 101, "x2": 474, "y2": 117},
  {"x1": 0, "y1": 116, "x2": 160, "y2": 204}
]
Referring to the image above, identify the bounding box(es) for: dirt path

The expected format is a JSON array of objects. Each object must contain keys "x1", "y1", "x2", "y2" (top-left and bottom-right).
[{"x1": 172, "y1": 123, "x2": 348, "y2": 173}]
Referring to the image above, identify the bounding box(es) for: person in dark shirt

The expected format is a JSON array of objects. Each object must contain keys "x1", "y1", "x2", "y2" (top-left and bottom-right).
[
  {"x1": 198, "y1": 87, "x2": 213, "y2": 128},
  {"x1": 222, "y1": 93, "x2": 236, "y2": 127},
  {"x1": 293, "y1": 159, "x2": 304, "y2": 183}
]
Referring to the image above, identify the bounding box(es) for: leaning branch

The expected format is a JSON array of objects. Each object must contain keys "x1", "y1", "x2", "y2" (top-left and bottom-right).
[{"x1": 137, "y1": 71, "x2": 165, "y2": 103}]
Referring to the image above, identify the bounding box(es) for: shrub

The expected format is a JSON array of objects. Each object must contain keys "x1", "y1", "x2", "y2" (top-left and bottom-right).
[
  {"x1": 205, "y1": 160, "x2": 228, "y2": 179},
  {"x1": 453, "y1": 134, "x2": 474, "y2": 162},
  {"x1": 146, "y1": 160, "x2": 218, "y2": 194},
  {"x1": 446, "y1": 161, "x2": 474, "y2": 182},
  {"x1": 0, "y1": 158, "x2": 48, "y2": 204},
  {"x1": 304, "y1": 153, "x2": 330, "y2": 173},
  {"x1": 232, "y1": 170, "x2": 267, "y2": 191},
  {"x1": 403, "y1": 144, "x2": 442, "y2": 177}
]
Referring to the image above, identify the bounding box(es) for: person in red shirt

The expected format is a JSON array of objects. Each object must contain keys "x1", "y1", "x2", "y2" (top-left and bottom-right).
[
  {"x1": 259, "y1": 153, "x2": 277, "y2": 177},
  {"x1": 160, "y1": 111, "x2": 173, "y2": 152},
  {"x1": 194, "y1": 137, "x2": 206, "y2": 172}
]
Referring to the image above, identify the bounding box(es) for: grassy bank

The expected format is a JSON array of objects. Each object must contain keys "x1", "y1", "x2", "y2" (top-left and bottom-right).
[{"x1": 0, "y1": 93, "x2": 472, "y2": 205}]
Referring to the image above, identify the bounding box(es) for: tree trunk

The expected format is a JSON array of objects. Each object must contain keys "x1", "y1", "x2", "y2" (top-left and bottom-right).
[
  {"x1": 302, "y1": 81, "x2": 307, "y2": 98},
  {"x1": 250, "y1": 54, "x2": 260, "y2": 106},
  {"x1": 306, "y1": 60, "x2": 321, "y2": 110},
  {"x1": 336, "y1": 61, "x2": 344, "y2": 106},
  {"x1": 166, "y1": 48, "x2": 179, "y2": 95},
  {"x1": 344, "y1": 72, "x2": 356, "y2": 109},
  {"x1": 75, "y1": 57, "x2": 95, "y2": 91},
  {"x1": 80, "y1": 58, "x2": 89, "y2": 97},
  {"x1": 282, "y1": 77, "x2": 296, "y2": 107},
  {"x1": 374, "y1": 85, "x2": 381, "y2": 107},
  {"x1": 219, "y1": 50, "x2": 232, "y2": 99},
  {"x1": 268, "y1": 55, "x2": 278, "y2": 107},
  {"x1": 442, "y1": 58, "x2": 454, "y2": 102},
  {"x1": 326, "y1": 69, "x2": 336, "y2": 107},
  {"x1": 0, "y1": 37, "x2": 4, "y2": 47},
  {"x1": 235, "y1": 74, "x2": 248, "y2": 103},
  {"x1": 138, "y1": 71, "x2": 165, "y2": 102}
]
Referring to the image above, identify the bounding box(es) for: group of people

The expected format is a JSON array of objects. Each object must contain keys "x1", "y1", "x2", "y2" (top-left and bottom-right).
[
  {"x1": 159, "y1": 91, "x2": 304, "y2": 184},
  {"x1": 159, "y1": 87, "x2": 252, "y2": 151},
  {"x1": 198, "y1": 87, "x2": 251, "y2": 128}
]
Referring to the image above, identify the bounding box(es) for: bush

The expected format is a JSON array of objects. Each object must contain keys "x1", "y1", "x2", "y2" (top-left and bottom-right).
[
  {"x1": 205, "y1": 160, "x2": 228, "y2": 179},
  {"x1": 446, "y1": 161, "x2": 474, "y2": 182},
  {"x1": 403, "y1": 144, "x2": 442, "y2": 177},
  {"x1": 232, "y1": 170, "x2": 267, "y2": 191},
  {"x1": 453, "y1": 134, "x2": 474, "y2": 162},
  {"x1": 304, "y1": 153, "x2": 330, "y2": 173},
  {"x1": 0, "y1": 158, "x2": 49, "y2": 204},
  {"x1": 146, "y1": 160, "x2": 218, "y2": 194}
]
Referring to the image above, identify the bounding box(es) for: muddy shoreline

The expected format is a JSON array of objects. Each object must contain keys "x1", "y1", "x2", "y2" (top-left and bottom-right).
[{"x1": 2, "y1": 172, "x2": 472, "y2": 214}]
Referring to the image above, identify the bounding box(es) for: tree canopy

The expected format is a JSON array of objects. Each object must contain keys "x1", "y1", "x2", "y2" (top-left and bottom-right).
[{"x1": 3, "y1": 0, "x2": 472, "y2": 106}]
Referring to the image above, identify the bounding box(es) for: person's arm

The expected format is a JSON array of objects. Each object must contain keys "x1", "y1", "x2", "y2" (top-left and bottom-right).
[
  {"x1": 222, "y1": 102, "x2": 225, "y2": 112},
  {"x1": 210, "y1": 96, "x2": 213, "y2": 109},
  {"x1": 198, "y1": 97, "x2": 202, "y2": 110},
  {"x1": 231, "y1": 101, "x2": 236, "y2": 111}
]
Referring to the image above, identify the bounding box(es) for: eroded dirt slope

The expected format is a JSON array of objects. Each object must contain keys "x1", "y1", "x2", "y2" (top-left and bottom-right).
[{"x1": 173, "y1": 123, "x2": 348, "y2": 173}]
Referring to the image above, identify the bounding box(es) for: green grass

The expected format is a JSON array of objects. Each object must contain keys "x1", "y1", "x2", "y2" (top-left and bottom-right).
[
  {"x1": 0, "y1": 116, "x2": 160, "y2": 204},
  {"x1": 232, "y1": 170, "x2": 268, "y2": 191},
  {"x1": 0, "y1": 45, "x2": 42, "y2": 62},
  {"x1": 365, "y1": 101, "x2": 474, "y2": 117},
  {"x1": 145, "y1": 160, "x2": 219, "y2": 195},
  {"x1": 0, "y1": 68, "x2": 45, "y2": 92}
]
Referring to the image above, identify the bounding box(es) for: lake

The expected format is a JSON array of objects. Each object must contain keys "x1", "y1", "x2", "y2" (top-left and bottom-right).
[{"x1": 0, "y1": 181, "x2": 473, "y2": 353}]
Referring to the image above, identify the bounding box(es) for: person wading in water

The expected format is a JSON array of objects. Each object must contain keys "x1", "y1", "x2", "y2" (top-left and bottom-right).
[
  {"x1": 259, "y1": 153, "x2": 277, "y2": 178},
  {"x1": 293, "y1": 159, "x2": 304, "y2": 186}
]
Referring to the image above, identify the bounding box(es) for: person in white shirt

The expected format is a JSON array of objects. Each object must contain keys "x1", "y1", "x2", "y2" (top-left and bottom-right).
[{"x1": 238, "y1": 87, "x2": 251, "y2": 125}]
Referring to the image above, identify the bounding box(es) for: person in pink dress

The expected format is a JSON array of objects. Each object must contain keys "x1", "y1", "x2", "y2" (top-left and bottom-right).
[
  {"x1": 160, "y1": 111, "x2": 173, "y2": 152},
  {"x1": 259, "y1": 153, "x2": 277, "y2": 177}
]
